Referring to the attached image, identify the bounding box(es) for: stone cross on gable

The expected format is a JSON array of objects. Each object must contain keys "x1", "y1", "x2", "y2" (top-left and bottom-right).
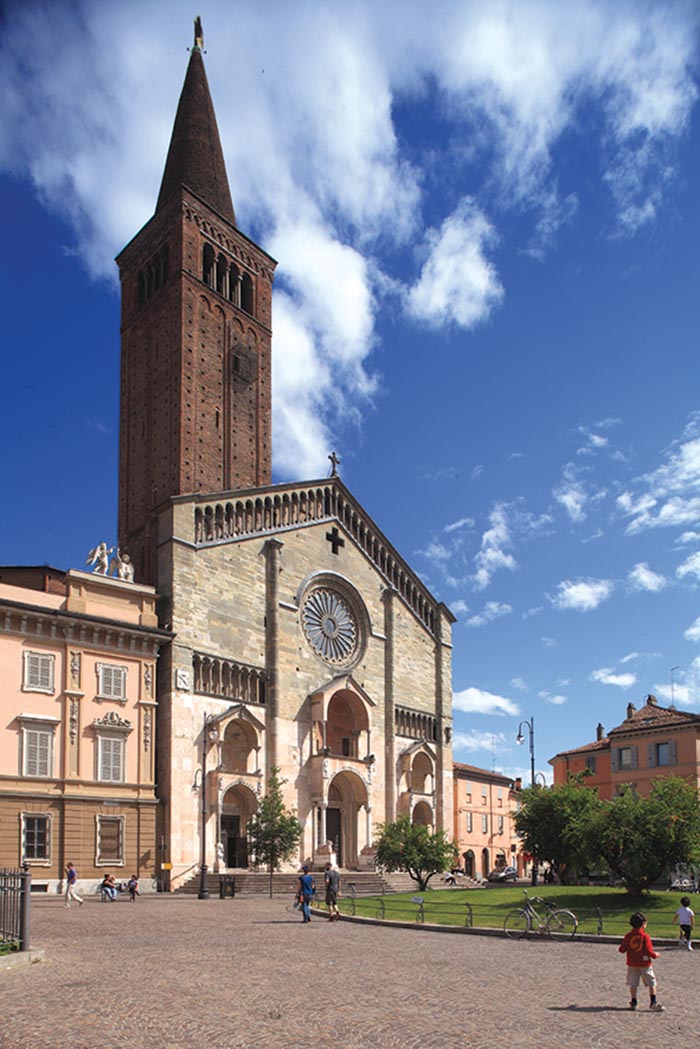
[{"x1": 326, "y1": 526, "x2": 345, "y2": 555}]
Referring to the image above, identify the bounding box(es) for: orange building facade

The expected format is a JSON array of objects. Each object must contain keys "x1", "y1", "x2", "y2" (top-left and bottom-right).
[
  {"x1": 0, "y1": 567, "x2": 169, "y2": 893},
  {"x1": 453, "y1": 762, "x2": 523, "y2": 879},
  {"x1": 550, "y1": 694, "x2": 700, "y2": 799}
]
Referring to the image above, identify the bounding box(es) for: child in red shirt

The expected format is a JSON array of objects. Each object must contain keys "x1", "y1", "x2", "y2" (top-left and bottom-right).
[{"x1": 618, "y1": 912, "x2": 664, "y2": 1011}]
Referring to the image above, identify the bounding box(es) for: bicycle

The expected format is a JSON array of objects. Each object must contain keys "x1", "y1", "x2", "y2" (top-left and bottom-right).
[{"x1": 503, "y1": 889, "x2": 578, "y2": 940}]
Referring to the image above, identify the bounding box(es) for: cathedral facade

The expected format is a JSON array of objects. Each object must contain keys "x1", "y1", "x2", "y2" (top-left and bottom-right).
[{"x1": 116, "y1": 34, "x2": 454, "y2": 887}]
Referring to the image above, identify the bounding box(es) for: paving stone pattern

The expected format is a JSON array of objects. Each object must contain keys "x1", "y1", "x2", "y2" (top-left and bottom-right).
[{"x1": 1, "y1": 897, "x2": 696, "y2": 1049}]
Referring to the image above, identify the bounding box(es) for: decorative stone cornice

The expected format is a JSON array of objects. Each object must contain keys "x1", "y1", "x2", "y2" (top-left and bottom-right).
[{"x1": 93, "y1": 710, "x2": 133, "y2": 733}]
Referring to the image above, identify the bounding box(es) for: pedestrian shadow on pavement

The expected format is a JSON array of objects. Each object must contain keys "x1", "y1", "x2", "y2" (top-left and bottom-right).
[{"x1": 549, "y1": 1006, "x2": 634, "y2": 1013}]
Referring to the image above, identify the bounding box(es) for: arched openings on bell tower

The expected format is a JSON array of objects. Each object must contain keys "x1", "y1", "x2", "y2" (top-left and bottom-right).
[
  {"x1": 201, "y1": 241, "x2": 256, "y2": 319},
  {"x1": 136, "y1": 242, "x2": 170, "y2": 308}
]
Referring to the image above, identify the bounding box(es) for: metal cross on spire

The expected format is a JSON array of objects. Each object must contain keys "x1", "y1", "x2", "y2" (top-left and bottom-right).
[{"x1": 194, "y1": 16, "x2": 204, "y2": 50}]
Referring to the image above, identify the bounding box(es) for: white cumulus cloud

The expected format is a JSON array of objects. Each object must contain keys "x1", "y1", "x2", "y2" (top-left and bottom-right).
[
  {"x1": 550, "y1": 578, "x2": 614, "y2": 612},
  {"x1": 406, "y1": 198, "x2": 504, "y2": 330},
  {"x1": 627, "y1": 562, "x2": 667, "y2": 593},
  {"x1": 677, "y1": 552, "x2": 700, "y2": 582},
  {"x1": 684, "y1": 617, "x2": 700, "y2": 642},
  {"x1": 591, "y1": 667, "x2": 637, "y2": 689},
  {"x1": 466, "y1": 601, "x2": 513, "y2": 628},
  {"x1": 453, "y1": 687, "x2": 519, "y2": 717}
]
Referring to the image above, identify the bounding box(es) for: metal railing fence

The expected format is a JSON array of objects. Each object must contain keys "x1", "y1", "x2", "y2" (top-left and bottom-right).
[{"x1": 0, "y1": 867, "x2": 31, "y2": 952}]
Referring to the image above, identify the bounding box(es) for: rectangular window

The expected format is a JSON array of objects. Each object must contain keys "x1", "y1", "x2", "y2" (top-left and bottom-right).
[
  {"x1": 585, "y1": 756, "x2": 597, "y2": 773},
  {"x1": 97, "y1": 663, "x2": 127, "y2": 701},
  {"x1": 22, "y1": 814, "x2": 51, "y2": 862},
  {"x1": 498, "y1": 815, "x2": 504, "y2": 834},
  {"x1": 648, "y1": 740, "x2": 676, "y2": 768},
  {"x1": 23, "y1": 652, "x2": 55, "y2": 693},
  {"x1": 97, "y1": 816, "x2": 124, "y2": 864},
  {"x1": 98, "y1": 736, "x2": 125, "y2": 782},
  {"x1": 482, "y1": 814, "x2": 488, "y2": 834},
  {"x1": 466, "y1": 812, "x2": 472, "y2": 833},
  {"x1": 23, "y1": 728, "x2": 53, "y2": 777},
  {"x1": 618, "y1": 747, "x2": 633, "y2": 770}
]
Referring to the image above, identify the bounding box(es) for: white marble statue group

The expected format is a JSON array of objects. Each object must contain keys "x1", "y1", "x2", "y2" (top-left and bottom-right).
[{"x1": 86, "y1": 542, "x2": 135, "y2": 582}]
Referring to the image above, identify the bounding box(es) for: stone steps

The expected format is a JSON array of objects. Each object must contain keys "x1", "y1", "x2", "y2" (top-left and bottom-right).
[{"x1": 174, "y1": 869, "x2": 410, "y2": 896}]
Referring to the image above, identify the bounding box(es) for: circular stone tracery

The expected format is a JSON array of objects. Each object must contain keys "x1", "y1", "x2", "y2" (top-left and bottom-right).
[{"x1": 302, "y1": 588, "x2": 358, "y2": 664}]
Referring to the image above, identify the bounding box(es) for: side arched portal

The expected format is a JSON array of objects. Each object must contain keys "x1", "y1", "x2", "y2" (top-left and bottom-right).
[
  {"x1": 221, "y1": 784, "x2": 257, "y2": 869},
  {"x1": 326, "y1": 770, "x2": 369, "y2": 868}
]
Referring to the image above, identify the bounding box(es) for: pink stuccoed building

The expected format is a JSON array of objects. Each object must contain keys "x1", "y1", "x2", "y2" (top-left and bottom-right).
[{"x1": 0, "y1": 566, "x2": 170, "y2": 894}]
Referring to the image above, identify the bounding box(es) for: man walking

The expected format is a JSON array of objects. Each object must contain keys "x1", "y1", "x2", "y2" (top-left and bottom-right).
[
  {"x1": 324, "y1": 862, "x2": 341, "y2": 921},
  {"x1": 64, "y1": 862, "x2": 83, "y2": 908}
]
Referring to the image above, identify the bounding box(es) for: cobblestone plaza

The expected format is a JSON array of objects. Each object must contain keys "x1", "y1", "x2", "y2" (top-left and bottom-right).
[{"x1": 1, "y1": 896, "x2": 696, "y2": 1049}]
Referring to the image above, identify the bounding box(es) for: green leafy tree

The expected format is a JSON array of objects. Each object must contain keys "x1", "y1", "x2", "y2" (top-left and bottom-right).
[
  {"x1": 589, "y1": 776, "x2": 700, "y2": 895},
  {"x1": 375, "y1": 816, "x2": 456, "y2": 891},
  {"x1": 513, "y1": 777, "x2": 603, "y2": 883},
  {"x1": 246, "y1": 767, "x2": 302, "y2": 897}
]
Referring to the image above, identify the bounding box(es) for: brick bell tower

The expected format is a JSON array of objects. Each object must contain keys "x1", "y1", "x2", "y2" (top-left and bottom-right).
[{"x1": 117, "y1": 21, "x2": 276, "y2": 584}]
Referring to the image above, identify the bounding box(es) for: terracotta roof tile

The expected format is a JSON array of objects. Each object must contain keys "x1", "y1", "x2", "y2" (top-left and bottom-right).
[
  {"x1": 608, "y1": 698, "x2": 700, "y2": 736},
  {"x1": 453, "y1": 761, "x2": 514, "y2": 786}
]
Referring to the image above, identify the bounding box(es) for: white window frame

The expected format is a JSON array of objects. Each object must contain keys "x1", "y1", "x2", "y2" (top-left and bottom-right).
[
  {"x1": 466, "y1": 812, "x2": 473, "y2": 834},
  {"x1": 96, "y1": 663, "x2": 128, "y2": 702},
  {"x1": 96, "y1": 814, "x2": 125, "y2": 866},
  {"x1": 97, "y1": 734, "x2": 126, "y2": 783},
  {"x1": 22, "y1": 726, "x2": 54, "y2": 777},
  {"x1": 498, "y1": 815, "x2": 504, "y2": 835},
  {"x1": 22, "y1": 651, "x2": 55, "y2": 694},
  {"x1": 21, "y1": 811, "x2": 52, "y2": 866},
  {"x1": 482, "y1": 814, "x2": 488, "y2": 834}
]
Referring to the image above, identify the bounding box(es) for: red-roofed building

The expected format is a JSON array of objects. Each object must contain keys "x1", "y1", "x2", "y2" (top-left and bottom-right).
[
  {"x1": 453, "y1": 762, "x2": 523, "y2": 879},
  {"x1": 550, "y1": 694, "x2": 700, "y2": 799}
]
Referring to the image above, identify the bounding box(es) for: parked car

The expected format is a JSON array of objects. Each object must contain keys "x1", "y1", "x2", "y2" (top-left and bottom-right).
[{"x1": 487, "y1": 865, "x2": 518, "y2": 883}]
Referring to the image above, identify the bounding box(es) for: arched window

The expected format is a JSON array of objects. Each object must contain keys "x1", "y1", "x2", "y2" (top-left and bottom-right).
[
  {"x1": 216, "y1": 254, "x2": 228, "y2": 297},
  {"x1": 241, "y1": 272, "x2": 254, "y2": 315},
  {"x1": 202, "y1": 244, "x2": 215, "y2": 287}
]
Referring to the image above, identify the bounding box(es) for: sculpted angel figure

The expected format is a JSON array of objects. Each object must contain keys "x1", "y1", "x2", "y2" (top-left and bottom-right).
[
  {"x1": 110, "y1": 548, "x2": 135, "y2": 582},
  {"x1": 86, "y1": 542, "x2": 113, "y2": 575}
]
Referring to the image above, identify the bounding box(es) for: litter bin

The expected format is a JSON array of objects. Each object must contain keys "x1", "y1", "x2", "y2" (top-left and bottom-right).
[{"x1": 219, "y1": 875, "x2": 236, "y2": 899}]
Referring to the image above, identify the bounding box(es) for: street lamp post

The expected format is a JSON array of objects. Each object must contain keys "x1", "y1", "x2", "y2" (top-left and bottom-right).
[
  {"x1": 516, "y1": 716, "x2": 539, "y2": 886},
  {"x1": 197, "y1": 713, "x2": 219, "y2": 900}
]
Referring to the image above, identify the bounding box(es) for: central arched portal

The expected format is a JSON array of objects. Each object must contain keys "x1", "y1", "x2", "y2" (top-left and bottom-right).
[
  {"x1": 325, "y1": 770, "x2": 369, "y2": 868},
  {"x1": 221, "y1": 784, "x2": 257, "y2": 869}
]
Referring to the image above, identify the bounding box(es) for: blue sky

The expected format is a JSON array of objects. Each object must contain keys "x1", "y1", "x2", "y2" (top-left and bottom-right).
[{"x1": 2, "y1": 0, "x2": 700, "y2": 782}]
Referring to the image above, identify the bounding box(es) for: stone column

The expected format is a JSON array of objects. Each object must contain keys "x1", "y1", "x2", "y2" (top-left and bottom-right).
[
  {"x1": 381, "y1": 587, "x2": 396, "y2": 824},
  {"x1": 433, "y1": 603, "x2": 455, "y2": 834},
  {"x1": 320, "y1": 801, "x2": 328, "y2": 845},
  {"x1": 263, "y1": 539, "x2": 283, "y2": 776}
]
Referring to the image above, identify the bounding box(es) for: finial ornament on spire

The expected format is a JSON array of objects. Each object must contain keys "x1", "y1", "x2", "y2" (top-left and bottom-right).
[{"x1": 194, "y1": 16, "x2": 204, "y2": 50}]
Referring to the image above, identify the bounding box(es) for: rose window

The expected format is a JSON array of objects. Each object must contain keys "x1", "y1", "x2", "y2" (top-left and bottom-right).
[{"x1": 302, "y1": 588, "x2": 358, "y2": 664}]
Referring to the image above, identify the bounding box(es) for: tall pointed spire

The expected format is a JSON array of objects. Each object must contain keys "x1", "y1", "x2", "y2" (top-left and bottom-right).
[{"x1": 156, "y1": 23, "x2": 235, "y2": 224}]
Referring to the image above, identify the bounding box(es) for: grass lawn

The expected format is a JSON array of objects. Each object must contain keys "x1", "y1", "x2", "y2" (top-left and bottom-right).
[{"x1": 332, "y1": 885, "x2": 692, "y2": 938}]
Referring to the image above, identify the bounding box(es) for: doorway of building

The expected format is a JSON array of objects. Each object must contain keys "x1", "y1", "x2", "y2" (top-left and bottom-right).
[
  {"x1": 481, "y1": 848, "x2": 490, "y2": 878},
  {"x1": 463, "y1": 850, "x2": 475, "y2": 878},
  {"x1": 326, "y1": 807, "x2": 342, "y2": 866},
  {"x1": 221, "y1": 814, "x2": 248, "y2": 868}
]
